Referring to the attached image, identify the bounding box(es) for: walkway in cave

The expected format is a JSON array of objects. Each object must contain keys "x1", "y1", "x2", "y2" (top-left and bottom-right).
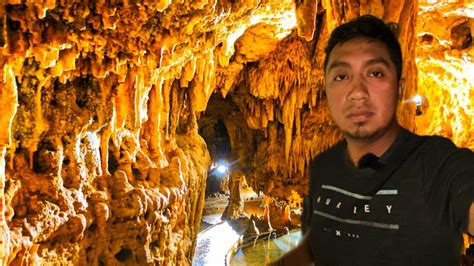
[
  {"x1": 194, "y1": 196, "x2": 302, "y2": 266},
  {"x1": 193, "y1": 220, "x2": 247, "y2": 265},
  {"x1": 198, "y1": 191, "x2": 226, "y2": 229},
  {"x1": 193, "y1": 182, "x2": 240, "y2": 265}
]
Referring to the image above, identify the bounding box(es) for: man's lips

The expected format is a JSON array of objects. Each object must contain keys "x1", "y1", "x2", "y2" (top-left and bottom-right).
[{"x1": 346, "y1": 110, "x2": 374, "y2": 121}]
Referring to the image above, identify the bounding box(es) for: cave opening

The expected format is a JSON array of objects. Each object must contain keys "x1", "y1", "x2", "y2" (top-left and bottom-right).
[{"x1": 197, "y1": 92, "x2": 261, "y2": 230}]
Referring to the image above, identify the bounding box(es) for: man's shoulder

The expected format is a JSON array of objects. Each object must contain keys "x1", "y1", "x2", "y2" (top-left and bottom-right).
[
  {"x1": 311, "y1": 140, "x2": 345, "y2": 167},
  {"x1": 422, "y1": 133, "x2": 455, "y2": 145},
  {"x1": 418, "y1": 133, "x2": 468, "y2": 153},
  {"x1": 411, "y1": 133, "x2": 474, "y2": 167}
]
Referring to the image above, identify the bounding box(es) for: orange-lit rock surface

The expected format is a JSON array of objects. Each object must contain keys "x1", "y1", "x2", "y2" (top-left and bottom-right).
[
  {"x1": 415, "y1": 0, "x2": 473, "y2": 150},
  {"x1": 0, "y1": 0, "x2": 472, "y2": 265}
]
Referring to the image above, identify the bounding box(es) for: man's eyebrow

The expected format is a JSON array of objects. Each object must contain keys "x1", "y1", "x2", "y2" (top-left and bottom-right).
[
  {"x1": 326, "y1": 60, "x2": 350, "y2": 73},
  {"x1": 326, "y1": 57, "x2": 391, "y2": 73},
  {"x1": 365, "y1": 57, "x2": 391, "y2": 68}
]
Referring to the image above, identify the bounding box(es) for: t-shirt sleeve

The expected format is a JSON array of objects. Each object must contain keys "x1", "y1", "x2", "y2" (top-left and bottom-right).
[
  {"x1": 302, "y1": 159, "x2": 318, "y2": 234},
  {"x1": 423, "y1": 137, "x2": 474, "y2": 234},
  {"x1": 448, "y1": 148, "x2": 474, "y2": 234}
]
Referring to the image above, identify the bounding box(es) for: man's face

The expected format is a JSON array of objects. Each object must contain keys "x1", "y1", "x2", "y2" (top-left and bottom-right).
[{"x1": 325, "y1": 37, "x2": 401, "y2": 140}]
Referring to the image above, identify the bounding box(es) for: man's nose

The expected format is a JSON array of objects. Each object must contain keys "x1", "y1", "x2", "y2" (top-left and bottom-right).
[{"x1": 347, "y1": 77, "x2": 369, "y2": 101}]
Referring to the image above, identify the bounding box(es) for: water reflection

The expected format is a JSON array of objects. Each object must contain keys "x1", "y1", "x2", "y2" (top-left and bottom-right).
[{"x1": 230, "y1": 230, "x2": 302, "y2": 266}]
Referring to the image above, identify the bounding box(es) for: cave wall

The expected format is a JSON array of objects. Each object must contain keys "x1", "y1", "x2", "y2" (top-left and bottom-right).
[
  {"x1": 0, "y1": 0, "x2": 471, "y2": 265},
  {"x1": 0, "y1": 0, "x2": 223, "y2": 264},
  {"x1": 0, "y1": 0, "x2": 300, "y2": 264},
  {"x1": 415, "y1": 0, "x2": 473, "y2": 150}
]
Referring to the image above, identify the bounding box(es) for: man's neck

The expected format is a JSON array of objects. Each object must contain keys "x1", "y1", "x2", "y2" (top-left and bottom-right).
[{"x1": 346, "y1": 123, "x2": 401, "y2": 167}]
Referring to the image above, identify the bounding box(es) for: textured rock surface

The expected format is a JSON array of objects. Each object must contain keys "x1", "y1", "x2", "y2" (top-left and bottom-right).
[
  {"x1": 415, "y1": 0, "x2": 473, "y2": 150},
  {"x1": 0, "y1": 0, "x2": 472, "y2": 265}
]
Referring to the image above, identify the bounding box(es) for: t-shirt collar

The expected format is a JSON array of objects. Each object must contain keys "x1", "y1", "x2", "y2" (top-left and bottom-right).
[{"x1": 342, "y1": 127, "x2": 410, "y2": 169}]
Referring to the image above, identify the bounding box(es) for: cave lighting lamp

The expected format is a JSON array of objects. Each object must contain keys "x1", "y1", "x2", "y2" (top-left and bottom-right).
[
  {"x1": 217, "y1": 163, "x2": 228, "y2": 174},
  {"x1": 413, "y1": 94, "x2": 423, "y2": 106}
]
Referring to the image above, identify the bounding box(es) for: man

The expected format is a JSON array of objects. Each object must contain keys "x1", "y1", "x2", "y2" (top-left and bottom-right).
[{"x1": 273, "y1": 15, "x2": 474, "y2": 265}]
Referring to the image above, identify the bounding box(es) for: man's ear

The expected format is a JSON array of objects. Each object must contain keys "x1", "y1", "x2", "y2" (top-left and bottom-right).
[{"x1": 398, "y1": 78, "x2": 405, "y2": 100}]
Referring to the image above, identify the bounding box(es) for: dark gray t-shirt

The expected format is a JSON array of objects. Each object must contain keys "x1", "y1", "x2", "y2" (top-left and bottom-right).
[{"x1": 305, "y1": 129, "x2": 474, "y2": 265}]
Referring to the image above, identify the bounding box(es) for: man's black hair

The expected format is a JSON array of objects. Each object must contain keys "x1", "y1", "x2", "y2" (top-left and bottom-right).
[{"x1": 324, "y1": 15, "x2": 403, "y2": 81}]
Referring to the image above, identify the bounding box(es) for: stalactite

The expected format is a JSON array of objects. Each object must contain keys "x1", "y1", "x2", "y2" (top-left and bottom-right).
[
  {"x1": 0, "y1": 63, "x2": 18, "y2": 265},
  {"x1": 218, "y1": 62, "x2": 243, "y2": 98},
  {"x1": 294, "y1": 0, "x2": 318, "y2": 41},
  {"x1": 190, "y1": 50, "x2": 217, "y2": 112},
  {"x1": 180, "y1": 58, "x2": 197, "y2": 89}
]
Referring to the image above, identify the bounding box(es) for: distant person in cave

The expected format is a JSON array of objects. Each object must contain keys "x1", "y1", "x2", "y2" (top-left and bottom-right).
[{"x1": 272, "y1": 15, "x2": 474, "y2": 265}]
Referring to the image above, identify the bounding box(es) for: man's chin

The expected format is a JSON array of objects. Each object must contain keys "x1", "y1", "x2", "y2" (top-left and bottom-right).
[
  {"x1": 342, "y1": 129, "x2": 378, "y2": 140},
  {"x1": 341, "y1": 124, "x2": 380, "y2": 140},
  {"x1": 340, "y1": 120, "x2": 399, "y2": 141}
]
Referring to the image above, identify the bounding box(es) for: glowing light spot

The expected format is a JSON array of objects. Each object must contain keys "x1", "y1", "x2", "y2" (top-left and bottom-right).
[
  {"x1": 217, "y1": 164, "x2": 227, "y2": 174},
  {"x1": 413, "y1": 95, "x2": 423, "y2": 106}
]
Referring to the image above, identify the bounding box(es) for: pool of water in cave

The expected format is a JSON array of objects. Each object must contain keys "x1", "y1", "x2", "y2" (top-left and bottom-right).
[{"x1": 230, "y1": 230, "x2": 302, "y2": 266}]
